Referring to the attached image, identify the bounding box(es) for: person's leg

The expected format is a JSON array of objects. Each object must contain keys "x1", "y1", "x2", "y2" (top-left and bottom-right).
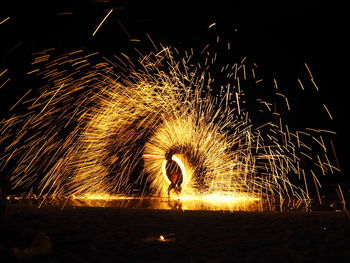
[{"x1": 168, "y1": 184, "x2": 174, "y2": 197}]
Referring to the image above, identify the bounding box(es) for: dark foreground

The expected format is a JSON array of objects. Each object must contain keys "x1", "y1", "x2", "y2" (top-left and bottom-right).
[{"x1": 1, "y1": 204, "x2": 349, "y2": 263}]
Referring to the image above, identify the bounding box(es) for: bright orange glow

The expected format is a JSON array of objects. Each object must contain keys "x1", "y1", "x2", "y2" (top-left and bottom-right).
[
  {"x1": 0, "y1": 47, "x2": 338, "y2": 210},
  {"x1": 71, "y1": 193, "x2": 132, "y2": 200},
  {"x1": 68, "y1": 192, "x2": 260, "y2": 211}
]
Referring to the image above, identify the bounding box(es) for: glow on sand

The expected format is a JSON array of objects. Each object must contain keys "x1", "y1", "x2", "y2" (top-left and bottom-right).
[
  {"x1": 70, "y1": 193, "x2": 260, "y2": 212},
  {"x1": 0, "y1": 46, "x2": 339, "y2": 211}
]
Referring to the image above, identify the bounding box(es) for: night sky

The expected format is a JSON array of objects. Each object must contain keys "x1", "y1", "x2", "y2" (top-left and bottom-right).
[{"x1": 0, "y1": 0, "x2": 348, "y2": 182}]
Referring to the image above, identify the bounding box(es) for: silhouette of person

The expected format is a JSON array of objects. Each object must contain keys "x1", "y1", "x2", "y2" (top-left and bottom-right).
[{"x1": 168, "y1": 170, "x2": 182, "y2": 196}]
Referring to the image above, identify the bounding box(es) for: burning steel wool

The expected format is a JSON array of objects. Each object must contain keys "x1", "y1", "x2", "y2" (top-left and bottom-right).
[{"x1": 0, "y1": 47, "x2": 338, "y2": 210}]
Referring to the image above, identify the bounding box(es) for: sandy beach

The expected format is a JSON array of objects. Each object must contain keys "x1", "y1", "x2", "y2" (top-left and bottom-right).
[{"x1": 1, "y1": 204, "x2": 349, "y2": 263}]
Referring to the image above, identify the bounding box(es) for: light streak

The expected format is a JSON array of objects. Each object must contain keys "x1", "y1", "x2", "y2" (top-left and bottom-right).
[
  {"x1": 0, "y1": 69, "x2": 8, "y2": 77},
  {"x1": 92, "y1": 9, "x2": 114, "y2": 37},
  {"x1": 0, "y1": 77, "x2": 10, "y2": 89},
  {"x1": 9, "y1": 89, "x2": 32, "y2": 111},
  {"x1": 297, "y1": 78, "x2": 305, "y2": 90},
  {"x1": 209, "y1": 22, "x2": 216, "y2": 29},
  {"x1": 304, "y1": 62, "x2": 314, "y2": 80},
  {"x1": 0, "y1": 16, "x2": 10, "y2": 25},
  {"x1": 116, "y1": 17, "x2": 132, "y2": 39},
  {"x1": 310, "y1": 78, "x2": 319, "y2": 91},
  {"x1": 323, "y1": 104, "x2": 333, "y2": 120},
  {"x1": 336, "y1": 185, "x2": 349, "y2": 218}
]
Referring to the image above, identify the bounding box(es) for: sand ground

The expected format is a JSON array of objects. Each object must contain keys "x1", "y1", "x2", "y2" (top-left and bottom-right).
[{"x1": 1, "y1": 204, "x2": 349, "y2": 263}]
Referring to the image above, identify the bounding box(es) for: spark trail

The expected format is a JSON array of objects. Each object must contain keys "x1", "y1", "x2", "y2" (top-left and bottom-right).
[{"x1": 0, "y1": 47, "x2": 338, "y2": 209}]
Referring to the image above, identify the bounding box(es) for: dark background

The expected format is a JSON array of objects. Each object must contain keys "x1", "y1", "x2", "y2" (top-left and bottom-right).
[{"x1": 0, "y1": 0, "x2": 348, "y2": 184}]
